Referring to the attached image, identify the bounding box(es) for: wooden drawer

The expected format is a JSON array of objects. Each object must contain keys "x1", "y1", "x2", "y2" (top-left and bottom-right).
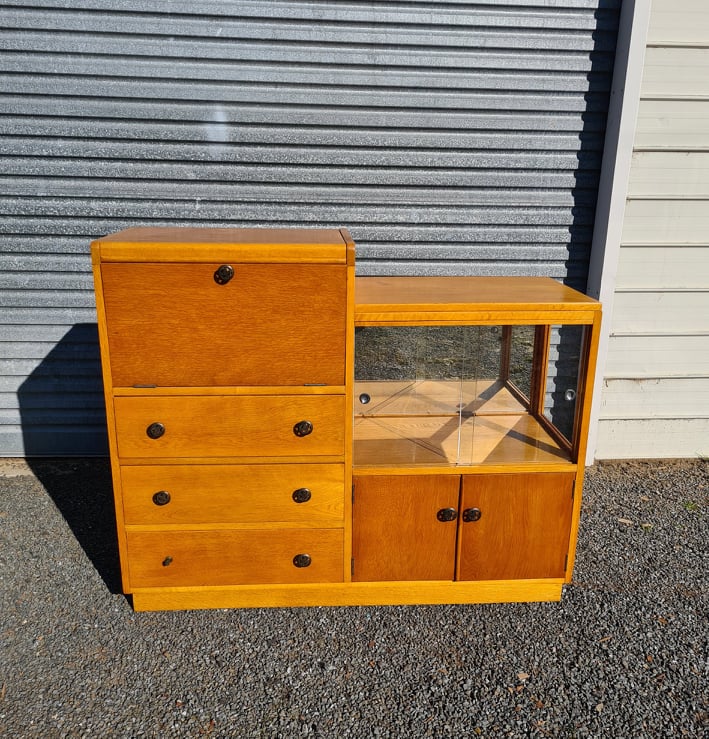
[
  {"x1": 100, "y1": 262, "x2": 347, "y2": 387},
  {"x1": 121, "y1": 463, "x2": 345, "y2": 525},
  {"x1": 126, "y1": 528, "x2": 344, "y2": 587},
  {"x1": 113, "y1": 394, "x2": 346, "y2": 459}
]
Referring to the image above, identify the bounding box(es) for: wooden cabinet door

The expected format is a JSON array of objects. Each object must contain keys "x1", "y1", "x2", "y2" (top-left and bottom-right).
[
  {"x1": 352, "y1": 475, "x2": 460, "y2": 582},
  {"x1": 457, "y1": 472, "x2": 574, "y2": 581},
  {"x1": 101, "y1": 262, "x2": 347, "y2": 387}
]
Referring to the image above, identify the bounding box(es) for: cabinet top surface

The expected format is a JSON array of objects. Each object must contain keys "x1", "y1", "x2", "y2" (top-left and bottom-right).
[
  {"x1": 355, "y1": 276, "x2": 599, "y2": 324},
  {"x1": 91, "y1": 227, "x2": 353, "y2": 264},
  {"x1": 94, "y1": 226, "x2": 348, "y2": 246}
]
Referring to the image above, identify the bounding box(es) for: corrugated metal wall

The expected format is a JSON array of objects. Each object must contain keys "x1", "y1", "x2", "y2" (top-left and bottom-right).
[{"x1": 0, "y1": 0, "x2": 620, "y2": 456}]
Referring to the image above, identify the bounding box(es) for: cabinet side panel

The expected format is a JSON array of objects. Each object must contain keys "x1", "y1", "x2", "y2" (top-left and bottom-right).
[
  {"x1": 91, "y1": 244, "x2": 132, "y2": 593},
  {"x1": 352, "y1": 475, "x2": 459, "y2": 582},
  {"x1": 458, "y1": 472, "x2": 575, "y2": 580}
]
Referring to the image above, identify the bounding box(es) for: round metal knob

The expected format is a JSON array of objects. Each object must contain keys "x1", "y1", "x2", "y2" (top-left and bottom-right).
[
  {"x1": 463, "y1": 508, "x2": 482, "y2": 523},
  {"x1": 214, "y1": 264, "x2": 234, "y2": 284},
  {"x1": 293, "y1": 420, "x2": 313, "y2": 437},
  {"x1": 293, "y1": 553, "x2": 311, "y2": 568},
  {"x1": 437, "y1": 507, "x2": 458, "y2": 522},
  {"x1": 152, "y1": 490, "x2": 171, "y2": 506},
  {"x1": 162, "y1": 556, "x2": 173, "y2": 567},
  {"x1": 292, "y1": 487, "x2": 312, "y2": 504},
  {"x1": 359, "y1": 393, "x2": 371, "y2": 405},
  {"x1": 146, "y1": 422, "x2": 165, "y2": 439}
]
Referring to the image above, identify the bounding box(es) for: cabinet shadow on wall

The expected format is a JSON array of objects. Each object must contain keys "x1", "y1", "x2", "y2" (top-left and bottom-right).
[{"x1": 17, "y1": 323, "x2": 122, "y2": 594}]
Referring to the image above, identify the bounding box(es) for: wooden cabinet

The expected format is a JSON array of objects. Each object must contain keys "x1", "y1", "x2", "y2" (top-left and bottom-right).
[
  {"x1": 353, "y1": 472, "x2": 574, "y2": 583},
  {"x1": 348, "y1": 276, "x2": 601, "y2": 608},
  {"x1": 92, "y1": 228, "x2": 601, "y2": 611}
]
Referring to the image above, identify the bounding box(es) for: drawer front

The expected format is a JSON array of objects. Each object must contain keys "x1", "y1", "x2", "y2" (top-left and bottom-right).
[
  {"x1": 126, "y1": 528, "x2": 344, "y2": 587},
  {"x1": 101, "y1": 262, "x2": 347, "y2": 387},
  {"x1": 121, "y1": 463, "x2": 345, "y2": 525},
  {"x1": 114, "y1": 395, "x2": 346, "y2": 459}
]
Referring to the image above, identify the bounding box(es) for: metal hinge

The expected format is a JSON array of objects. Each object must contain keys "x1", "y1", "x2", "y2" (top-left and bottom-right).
[
  {"x1": 564, "y1": 554, "x2": 569, "y2": 573},
  {"x1": 571, "y1": 481, "x2": 576, "y2": 502}
]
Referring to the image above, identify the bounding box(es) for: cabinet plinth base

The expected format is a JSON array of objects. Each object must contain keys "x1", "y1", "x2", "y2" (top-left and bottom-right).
[{"x1": 130, "y1": 579, "x2": 564, "y2": 611}]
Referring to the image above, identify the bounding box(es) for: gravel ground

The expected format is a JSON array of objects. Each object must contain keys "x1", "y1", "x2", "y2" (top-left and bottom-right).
[{"x1": 1, "y1": 457, "x2": 707, "y2": 738}]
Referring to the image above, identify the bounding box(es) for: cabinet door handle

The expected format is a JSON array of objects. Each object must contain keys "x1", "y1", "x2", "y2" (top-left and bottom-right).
[
  {"x1": 214, "y1": 264, "x2": 234, "y2": 284},
  {"x1": 436, "y1": 507, "x2": 458, "y2": 522},
  {"x1": 293, "y1": 553, "x2": 312, "y2": 568},
  {"x1": 462, "y1": 508, "x2": 482, "y2": 523},
  {"x1": 293, "y1": 420, "x2": 313, "y2": 437},
  {"x1": 152, "y1": 490, "x2": 171, "y2": 506},
  {"x1": 292, "y1": 487, "x2": 312, "y2": 503},
  {"x1": 146, "y1": 422, "x2": 165, "y2": 439}
]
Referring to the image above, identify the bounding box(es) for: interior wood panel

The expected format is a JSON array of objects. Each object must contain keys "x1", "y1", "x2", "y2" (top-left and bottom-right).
[{"x1": 353, "y1": 413, "x2": 570, "y2": 468}]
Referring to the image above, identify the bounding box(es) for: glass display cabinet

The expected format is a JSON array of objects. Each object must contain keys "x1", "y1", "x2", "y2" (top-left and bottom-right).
[
  {"x1": 354, "y1": 323, "x2": 585, "y2": 469},
  {"x1": 351, "y1": 277, "x2": 601, "y2": 595}
]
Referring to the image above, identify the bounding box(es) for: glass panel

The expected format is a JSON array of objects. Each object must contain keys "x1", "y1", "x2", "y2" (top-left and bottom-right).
[
  {"x1": 508, "y1": 325, "x2": 535, "y2": 400},
  {"x1": 353, "y1": 324, "x2": 577, "y2": 468},
  {"x1": 460, "y1": 325, "x2": 501, "y2": 414},
  {"x1": 354, "y1": 326, "x2": 465, "y2": 466},
  {"x1": 354, "y1": 326, "x2": 466, "y2": 417},
  {"x1": 461, "y1": 325, "x2": 529, "y2": 415},
  {"x1": 544, "y1": 325, "x2": 585, "y2": 443}
]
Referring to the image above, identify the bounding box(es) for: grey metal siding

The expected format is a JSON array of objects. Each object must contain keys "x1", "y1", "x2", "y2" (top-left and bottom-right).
[{"x1": 0, "y1": 0, "x2": 620, "y2": 455}]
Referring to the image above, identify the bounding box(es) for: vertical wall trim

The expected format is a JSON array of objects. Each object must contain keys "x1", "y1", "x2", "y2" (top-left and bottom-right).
[{"x1": 585, "y1": 0, "x2": 652, "y2": 465}]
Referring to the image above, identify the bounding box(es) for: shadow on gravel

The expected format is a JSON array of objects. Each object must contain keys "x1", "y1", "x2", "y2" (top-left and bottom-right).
[
  {"x1": 23, "y1": 458, "x2": 122, "y2": 595},
  {"x1": 17, "y1": 324, "x2": 122, "y2": 594}
]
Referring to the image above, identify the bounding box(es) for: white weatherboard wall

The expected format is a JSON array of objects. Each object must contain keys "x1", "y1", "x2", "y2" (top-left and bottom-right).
[{"x1": 596, "y1": 0, "x2": 709, "y2": 459}]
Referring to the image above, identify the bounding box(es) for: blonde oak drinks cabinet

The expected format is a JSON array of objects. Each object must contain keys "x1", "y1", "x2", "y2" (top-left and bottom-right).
[{"x1": 91, "y1": 227, "x2": 601, "y2": 611}]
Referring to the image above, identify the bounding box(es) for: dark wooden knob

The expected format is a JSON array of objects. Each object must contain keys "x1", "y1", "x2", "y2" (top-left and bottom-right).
[
  {"x1": 292, "y1": 488, "x2": 312, "y2": 504},
  {"x1": 293, "y1": 420, "x2": 313, "y2": 437},
  {"x1": 146, "y1": 422, "x2": 165, "y2": 439},
  {"x1": 293, "y1": 554, "x2": 311, "y2": 568},
  {"x1": 214, "y1": 264, "x2": 234, "y2": 284},
  {"x1": 463, "y1": 508, "x2": 482, "y2": 523},
  {"x1": 437, "y1": 507, "x2": 458, "y2": 522}
]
